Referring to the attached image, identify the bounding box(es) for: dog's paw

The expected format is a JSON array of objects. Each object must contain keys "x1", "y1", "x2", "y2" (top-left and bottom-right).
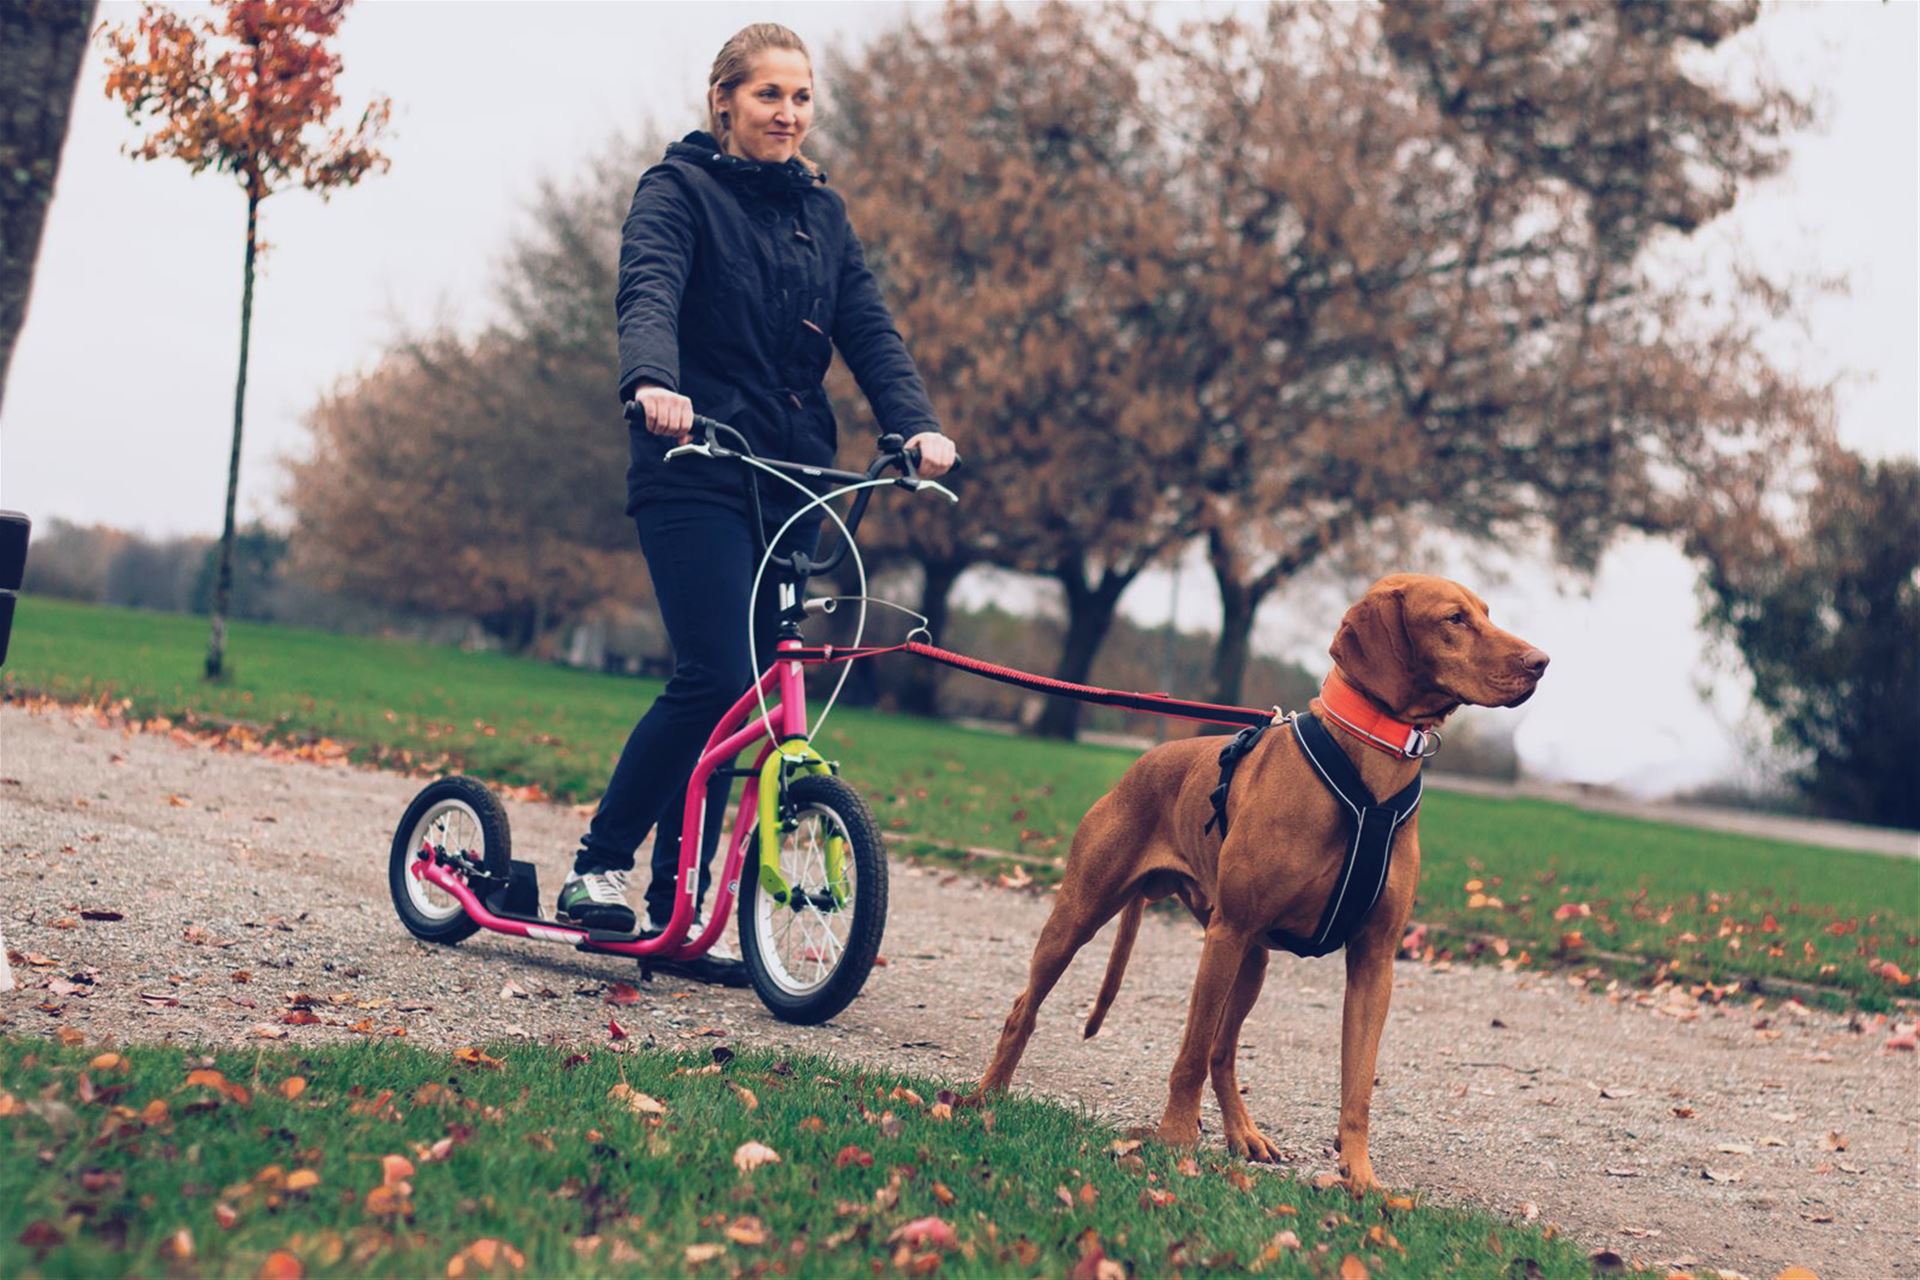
[
  {"x1": 1227, "y1": 1124, "x2": 1282, "y2": 1164},
  {"x1": 1337, "y1": 1158, "x2": 1381, "y2": 1197},
  {"x1": 1155, "y1": 1114, "x2": 1202, "y2": 1147}
]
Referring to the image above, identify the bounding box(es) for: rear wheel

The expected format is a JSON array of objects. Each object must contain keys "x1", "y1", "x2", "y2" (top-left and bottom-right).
[
  {"x1": 737, "y1": 773, "x2": 887, "y2": 1025},
  {"x1": 389, "y1": 776, "x2": 510, "y2": 944}
]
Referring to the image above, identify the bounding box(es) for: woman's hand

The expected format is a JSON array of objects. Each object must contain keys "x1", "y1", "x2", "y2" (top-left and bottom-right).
[
  {"x1": 903, "y1": 431, "x2": 958, "y2": 479},
  {"x1": 632, "y1": 382, "x2": 694, "y2": 443}
]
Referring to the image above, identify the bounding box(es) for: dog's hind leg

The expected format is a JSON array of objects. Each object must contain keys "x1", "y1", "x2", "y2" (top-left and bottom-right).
[
  {"x1": 977, "y1": 889, "x2": 1119, "y2": 1096},
  {"x1": 1208, "y1": 945, "x2": 1278, "y2": 1162}
]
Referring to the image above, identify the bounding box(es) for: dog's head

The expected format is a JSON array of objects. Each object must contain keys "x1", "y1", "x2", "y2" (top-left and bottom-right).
[{"x1": 1328, "y1": 574, "x2": 1549, "y2": 722}]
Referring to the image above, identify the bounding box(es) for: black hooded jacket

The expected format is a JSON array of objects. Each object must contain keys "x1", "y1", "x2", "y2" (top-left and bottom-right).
[{"x1": 615, "y1": 131, "x2": 940, "y2": 523}]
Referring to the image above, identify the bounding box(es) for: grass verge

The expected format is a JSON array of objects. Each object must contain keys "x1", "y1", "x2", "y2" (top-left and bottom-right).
[
  {"x1": 0, "y1": 1038, "x2": 1598, "y2": 1278},
  {"x1": 6, "y1": 597, "x2": 1915, "y2": 1009}
]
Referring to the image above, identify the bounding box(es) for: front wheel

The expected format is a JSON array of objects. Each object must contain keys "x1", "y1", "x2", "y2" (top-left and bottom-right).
[
  {"x1": 737, "y1": 773, "x2": 888, "y2": 1025},
  {"x1": 389, "y1": 776, "x2": 511, "y2": 945}
]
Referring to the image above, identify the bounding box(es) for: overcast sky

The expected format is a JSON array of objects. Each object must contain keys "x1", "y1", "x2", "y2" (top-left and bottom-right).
[{"x1": 2, "y1": 1, "x2": 1915, "y2": 798}]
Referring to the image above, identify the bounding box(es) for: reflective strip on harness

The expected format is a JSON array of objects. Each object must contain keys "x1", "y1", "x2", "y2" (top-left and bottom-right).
[{"x1": 1206, "y1": 712, "x2": 1423, "y2": 959}]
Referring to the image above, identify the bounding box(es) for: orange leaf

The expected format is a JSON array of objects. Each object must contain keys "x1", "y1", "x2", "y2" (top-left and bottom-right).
[
  {"x1": 1339, "y1": 1255, "x2": 1369, "y2": 1280},
  {"x1": 381, "y1": 1154, "x2": 415, "y2": 1187},
  {"x1": 280, "y1": 1077, "x2": 307, "y2": 1100},
  {"x1": 256, "y1": 1252, "x2": 304, "y2": 1280}
]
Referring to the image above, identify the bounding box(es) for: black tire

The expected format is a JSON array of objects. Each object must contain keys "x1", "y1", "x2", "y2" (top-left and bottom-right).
[
  {"x1": 388, "y1": 776, "x2": 511, "y2": 945},
  {"x1": 737, "y1": 773, "x2": 888, "y2": 1025}
]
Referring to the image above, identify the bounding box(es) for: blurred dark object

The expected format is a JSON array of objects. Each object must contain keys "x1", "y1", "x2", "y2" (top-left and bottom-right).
[
  {"x1": 0, "y1": 510, "x2": 29, "y2": 665},
  {"x1": 0, "y1": 0, "x2": 98, "y2": 414},
  {"x1": 1689, "y1": 447, "x2": 1920, "y2": 830}
]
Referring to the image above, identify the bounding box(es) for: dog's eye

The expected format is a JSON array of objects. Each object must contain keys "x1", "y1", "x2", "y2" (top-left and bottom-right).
[{"x1": 1446, "y1": 612, "x2": 1469, "y2": 626}]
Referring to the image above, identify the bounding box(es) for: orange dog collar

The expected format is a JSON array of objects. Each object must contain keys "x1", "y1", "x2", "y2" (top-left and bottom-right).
[{"x1": 1319, "y1": 670, "x2": 1441, "y2": 760}]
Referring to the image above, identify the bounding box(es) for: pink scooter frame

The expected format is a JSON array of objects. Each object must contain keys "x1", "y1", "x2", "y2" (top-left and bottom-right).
[{"x1": 410, "y1": 636, "x2": 815, "y2": 960}]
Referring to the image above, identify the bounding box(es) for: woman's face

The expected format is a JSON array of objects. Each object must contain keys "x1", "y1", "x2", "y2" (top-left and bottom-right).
[{"x1": 718, "y1": 49, "x2": 813, "y2": 164}]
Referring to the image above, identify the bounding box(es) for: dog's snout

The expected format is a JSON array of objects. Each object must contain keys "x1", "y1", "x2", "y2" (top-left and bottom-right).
[{"x1": 1519, "y1": 648, "x2": 1550, "y2": 676}]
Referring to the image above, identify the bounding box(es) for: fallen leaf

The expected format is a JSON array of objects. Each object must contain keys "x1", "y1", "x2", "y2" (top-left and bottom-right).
[
  {"x1": 835, "y1": 1145, "x2": 873, "y2": 1169},
  {"x1": 730, "y1": 1083, "x2": 758, "y2": 1111},
  {"x1": 364, "y1": 1183, "x2": 411, "y2": 1216},
  {"x1": 887, "y1": 1218, "x2": 959, "y2": 1251},
  {"x1": 1701, "y1": 1166, "x2": 1744, "y2": 1184},
  {"x1": 607, "y1": 1018, "x2": 628, "y2": 1041},
  {"x1": 16, "y1": 1220, "x2": 63, "y2": 1252},
  {"x1": 608, "y1": 1083, "x2": 667, "y2": 1116},
  {"x1": 286, "y1": 1168, "x2": 321, "y2": 1192},
  {"x1": 89, "y1": 1052, "x2": 127, "y2": 1072},
  {"x1": 684, "y1": 1243, "x2": 726, "y2": 1265},
  {"x1": 1823, "y1": 1132, "x2": 1848, "y2": 1152},
  {"x1": 250, "y1": 1024, "x2": 289, "y2": 1040},
  {"x1": 382, "y1": 1155, "x2": 415, "y2": 1187},
  {"x1": 1339, "y1": 1254, "x2": 1369, "y2": 1280},
  {"x1": 603, "y1": 982, "x2": 641, "y2": 1006},
  {"x1": 732, "y1": 1141, "x2": 780, "y2": 1174},
  {"x1": 214, "y1": 1203, "x2": 240, "y2": 1231},
  {"x1": 452, "y1": 1046, "x2": 504, "y2": 1070},
  {"x1": 445, "y1": 1237, "x2": 526, "y2": 1276},
  {"x1": 281, "y1": 1077, "x2": 308, "y2": 1101},
  {"x1": 255, "y1": 1251, "x2": 304, "y2": 1279}
]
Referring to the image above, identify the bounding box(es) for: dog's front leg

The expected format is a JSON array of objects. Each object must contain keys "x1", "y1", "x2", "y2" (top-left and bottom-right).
[
  {"x1": 1158, "y1": 919, "x2": 1255, "y2": 1147},
  {"x1": 1209, "y1": 945, "x2": 1280, "y2": 1162},
  {"x1": 1336, "y1": 925, "x2": 1398, "y2": 1194}
]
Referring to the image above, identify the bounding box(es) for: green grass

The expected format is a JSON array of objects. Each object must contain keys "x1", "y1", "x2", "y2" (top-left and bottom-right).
[
  {"x1": 0, "y1": 1038, "x2": 1597, "y2": 1278},
  {"x1": 7, "y1": 598, "x2": 1917, "y2": 1009}
]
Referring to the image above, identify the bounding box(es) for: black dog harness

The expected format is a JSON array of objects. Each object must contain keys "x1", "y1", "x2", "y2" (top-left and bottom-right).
[{"x1": 1204, "y1": 712, "x2": 1424, "y2": 958}]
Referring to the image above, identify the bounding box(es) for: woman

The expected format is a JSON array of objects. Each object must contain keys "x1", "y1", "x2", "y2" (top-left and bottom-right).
[{"x1": 559, "y1": 23, "x2": 956, "y2": 983}]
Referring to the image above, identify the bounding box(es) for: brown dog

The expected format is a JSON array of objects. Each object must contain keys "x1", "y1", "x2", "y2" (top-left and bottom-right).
[{"x1": 976, "y1": 573, "x2": 1549, "y2": 1192}]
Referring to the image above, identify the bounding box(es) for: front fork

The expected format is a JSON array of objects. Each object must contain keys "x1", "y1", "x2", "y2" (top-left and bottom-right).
[{"x1": 754, "y1": 741, "x2": 848, "y2": 908}]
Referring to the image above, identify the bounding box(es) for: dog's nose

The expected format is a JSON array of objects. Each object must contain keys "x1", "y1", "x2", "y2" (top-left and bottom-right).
[{"x1": 1519, "y1": 648, "x2": 1550, "y2": 676}]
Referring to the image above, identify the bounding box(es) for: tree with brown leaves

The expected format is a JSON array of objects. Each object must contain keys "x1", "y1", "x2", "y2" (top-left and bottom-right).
[
  {"x1": 287, "y1": 139, "x2": 658, "y2": 651},
  {"x1": 824, "y1": 2, "x2": 1203, "y2": 736},
  {"x1": 101, "y1": 0, "x2": 390, "y2": 679},
  {"x1": 1156, "y1": 0, "x2": 1823, "y2": 705}
]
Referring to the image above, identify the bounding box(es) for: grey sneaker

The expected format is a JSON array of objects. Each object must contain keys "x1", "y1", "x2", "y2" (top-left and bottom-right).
[{"x1": 556, "y1": 869, "x2": 636, "y2": 933}]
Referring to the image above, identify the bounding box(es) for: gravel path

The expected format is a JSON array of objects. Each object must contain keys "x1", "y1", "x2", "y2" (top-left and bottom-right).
[{"x1": 4, "y1": 703, "x2": 1916, "y2": 1279}]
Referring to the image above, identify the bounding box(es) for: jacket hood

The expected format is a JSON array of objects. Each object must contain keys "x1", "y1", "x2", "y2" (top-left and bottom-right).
[{"x1": 665, "y1": 131, "x2": 824, "y2": 196}]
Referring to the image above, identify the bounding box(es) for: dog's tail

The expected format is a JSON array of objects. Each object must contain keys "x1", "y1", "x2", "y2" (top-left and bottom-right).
[{"x1": 1083, "y1": 896, "x2": 1144, "y2": 1039}]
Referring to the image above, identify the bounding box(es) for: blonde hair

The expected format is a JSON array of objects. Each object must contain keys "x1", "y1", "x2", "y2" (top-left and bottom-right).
[{"x1": 708, "y1": 23, "x2": 819, "y2": 174}]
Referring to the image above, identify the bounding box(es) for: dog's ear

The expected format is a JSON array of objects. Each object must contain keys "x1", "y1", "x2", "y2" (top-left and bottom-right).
[{"x1": 1329, "y1": 580, "x2": 1421, "y2": 714}]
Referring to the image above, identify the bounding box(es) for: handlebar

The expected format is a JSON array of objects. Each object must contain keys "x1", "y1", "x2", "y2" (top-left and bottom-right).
[{"x1": 624, "y1": 401, "x2": 943, "y2": 580}]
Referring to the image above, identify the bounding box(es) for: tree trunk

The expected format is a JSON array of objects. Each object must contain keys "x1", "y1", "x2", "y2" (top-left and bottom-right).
[
  {"x1": 206, "y1": 191, "x2": 260, "y2": 680},
  {"x1": 1210, "y1": 575, "x2": 1260, "y2": 708},
  {"x1": 0, "y1": 0, "x2": 98, "y2": 415},
  {"x1": 896, "y1": 557, "x2": 967, "y2": 717},
  {"x1": 1032, "y1": 554, "x2": 1135, "y2": 740},
  {"x1": 1204, "y1": 520, "x2": 1342, "y2": 707}
]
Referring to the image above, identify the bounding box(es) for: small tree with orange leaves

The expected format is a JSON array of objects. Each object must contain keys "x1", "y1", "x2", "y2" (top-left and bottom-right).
[{"x1": 101, "y1": 0, "x2": 390, "y2": 678}]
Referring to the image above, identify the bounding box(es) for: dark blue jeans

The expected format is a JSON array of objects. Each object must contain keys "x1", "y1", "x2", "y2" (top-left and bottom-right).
[{"x1": 575, "y1": 499, "x2": 818, "y2": 928}]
